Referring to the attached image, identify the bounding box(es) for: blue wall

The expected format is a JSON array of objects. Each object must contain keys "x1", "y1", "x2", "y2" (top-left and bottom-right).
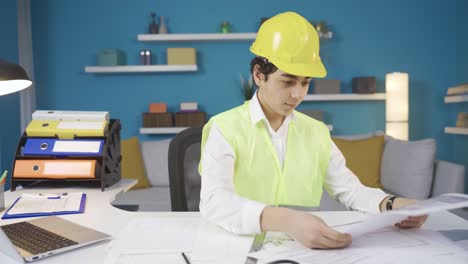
[
  {"x1": 0, "y1": 0, "x2": 21, "y2": 190},
  {"x1": 27, "y1": 0, "x2": 465, "y2": 185},
  {"x1": 455, "y1": 0, "x2": 468, "y2": 191}
]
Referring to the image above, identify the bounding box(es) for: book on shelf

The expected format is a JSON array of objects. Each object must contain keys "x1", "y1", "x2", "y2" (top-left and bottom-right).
[{"x1": 447, "y1": 84, "x2": 468, "y2": 95}]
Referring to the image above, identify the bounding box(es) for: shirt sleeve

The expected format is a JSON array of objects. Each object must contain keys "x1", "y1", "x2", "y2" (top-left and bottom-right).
[
  {"x1": 324, "y1": 141, "x2": 389, "y2": 214},
  {"x1": 199, "y1": 121, "x2": 267, "y2": 234}
]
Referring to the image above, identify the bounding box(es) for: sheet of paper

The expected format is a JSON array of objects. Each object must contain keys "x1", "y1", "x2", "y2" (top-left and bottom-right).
[
  {"x1": 8, "y1": 192, "x2": 83, "y2": 214},
  {"x1": 105, "y1": 250, "x2": 193, "y2": 264},
  {"x1": 189, "y1": 220, "x2": 254, "y2": 264},
  {"x1": 248, "y1": 228, "x2": 468, "y2": 264},
  {"x1": 109, "y1": 217, "x2": 200, "y2": 251},
  {"x1": 343, "y1": 193, "x2": 468, "y2": 237}
]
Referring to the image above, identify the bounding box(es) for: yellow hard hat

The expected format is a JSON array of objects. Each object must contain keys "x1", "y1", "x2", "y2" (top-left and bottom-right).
[{"x1": 250, "y1": 12, "x2": 327, "y2": 78}]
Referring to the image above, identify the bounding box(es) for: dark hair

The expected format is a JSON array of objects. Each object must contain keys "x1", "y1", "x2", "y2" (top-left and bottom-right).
[{"x1": 250, "y1": 57, "x2": 278, "y2": 84}]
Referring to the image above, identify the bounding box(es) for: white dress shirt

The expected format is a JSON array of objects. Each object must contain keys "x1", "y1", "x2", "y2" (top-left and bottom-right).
[{"x1": 199, "y1": 92, "x2": 388, "y2": 234}]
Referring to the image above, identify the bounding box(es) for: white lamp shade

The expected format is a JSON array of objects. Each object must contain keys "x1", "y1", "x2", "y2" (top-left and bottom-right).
[
  {"x1": 0, "y1": 60, "x2": 32, "y2": 96},
  {"x1": 0, "y1": 80, "x2": 32, "y2": 96},
  {"x1": 386, "y1": 72, "x2": 408, "y2": 122},
  {"x1": 386, "y1": 72, "x2": 409, "y2": 140},
  {"x1": 386, "y1": 122, "x2": 408, "y2": 140}
]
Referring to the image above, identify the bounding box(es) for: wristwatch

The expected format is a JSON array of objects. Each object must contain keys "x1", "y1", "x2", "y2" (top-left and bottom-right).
[{"x1": 386, "y1": 196, "x2": 398, "y2": 211}]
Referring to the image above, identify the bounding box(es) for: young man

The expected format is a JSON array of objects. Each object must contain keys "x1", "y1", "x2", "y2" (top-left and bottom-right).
[{"x1": 199, "y1": 11, "x2": 427, "y2": 249}]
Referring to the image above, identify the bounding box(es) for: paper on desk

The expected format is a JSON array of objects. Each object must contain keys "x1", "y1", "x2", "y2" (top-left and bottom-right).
[
  {"x1": 342, "y1": 193, "x2": 468, "y2": 237},
  {"x1": 248, "y1": 228, "x2": 468, "y2": 264},
  {"x1": 189, "y1": 219, "x2": 255, "y2": 264},
  {"x1": 108, "y1": 217, "x2": 200, "y2": 251},
  {"x1": 105, "y1": 217, "x2": 201, "y2": 264}
]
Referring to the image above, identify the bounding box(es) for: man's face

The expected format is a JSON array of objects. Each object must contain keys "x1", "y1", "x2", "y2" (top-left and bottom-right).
[{"x1": 257, "y1": 68, "x2": 311, "y2": 117}]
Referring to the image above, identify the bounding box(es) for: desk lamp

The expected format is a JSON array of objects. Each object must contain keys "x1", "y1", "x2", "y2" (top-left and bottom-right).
[{"x1": 0, "y1": 60, "x2": 32, "y2": 95}]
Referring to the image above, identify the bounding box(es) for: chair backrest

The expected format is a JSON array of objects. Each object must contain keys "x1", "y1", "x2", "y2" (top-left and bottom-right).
[{"x1": 168, "y1": 127, "x2": 203, "y2": 211}]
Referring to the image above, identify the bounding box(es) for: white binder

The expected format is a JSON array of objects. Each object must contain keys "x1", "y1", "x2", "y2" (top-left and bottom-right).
[{"x1": 32, "y1": 110, "x2": 109, "y2": 121}]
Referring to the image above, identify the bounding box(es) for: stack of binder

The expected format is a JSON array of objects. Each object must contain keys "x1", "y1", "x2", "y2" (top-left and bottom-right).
[{"x1": 10, "y1": 110, "x2": 122, "y2": 191}]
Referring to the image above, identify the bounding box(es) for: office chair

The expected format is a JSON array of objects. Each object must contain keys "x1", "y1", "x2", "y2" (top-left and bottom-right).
[{"x1": 168, "y1": 127, "x2": 203, "y2": 211}]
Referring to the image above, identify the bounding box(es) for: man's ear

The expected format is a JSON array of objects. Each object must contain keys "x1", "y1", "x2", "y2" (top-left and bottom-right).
[{"x1": 252, "y1": 64, "x2": 265, "y2": 87}]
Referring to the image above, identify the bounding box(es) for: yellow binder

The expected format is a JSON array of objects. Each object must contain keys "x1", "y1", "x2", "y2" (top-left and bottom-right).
[{"x1": 26, "y1": 120, "x2": 108, "y2": 139}]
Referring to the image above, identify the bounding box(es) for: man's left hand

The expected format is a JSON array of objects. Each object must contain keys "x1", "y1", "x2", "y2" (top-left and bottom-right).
[
  {"x1": 392, "y1": 197, "x2": 428, "y2": 229},
  {"x1": 395, "y1": 215, "x2": 428, "y2": 229}
]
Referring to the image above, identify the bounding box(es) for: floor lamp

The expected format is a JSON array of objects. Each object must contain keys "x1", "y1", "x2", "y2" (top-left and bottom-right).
[
  {"x1": 0, "y1": 60, "x2": 32, "y2": 186},
  {"x1": 386, "y1": 72, "x2": 409, "y2": 140}
]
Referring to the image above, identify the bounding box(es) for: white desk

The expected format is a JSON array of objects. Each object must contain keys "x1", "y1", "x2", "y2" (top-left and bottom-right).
[{"x1": 2, "y1": 180, "x2": 468, "y2": 264}]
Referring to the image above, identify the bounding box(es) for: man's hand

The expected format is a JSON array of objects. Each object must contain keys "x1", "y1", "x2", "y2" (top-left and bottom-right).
[
  {"x1": 380, "y1": 197, "x2": 429, "y2": 229},
  {"x1": 260, "y1": 207, "x2": 351, "y2": 249},
  {"x1": 392, "y1": 197, "x2": 428, "y2": 229},
  {"x1": 285, "y1": 211, "x2": 352, "y2": 249},
  {"x1": 395, "y1": 215, "x2": 428, "y2": 229}
]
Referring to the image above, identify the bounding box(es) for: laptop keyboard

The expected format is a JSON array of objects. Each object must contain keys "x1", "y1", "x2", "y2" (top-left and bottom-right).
[{"x1": 1, "y1": 221, "x2": 78, "y2": 255}]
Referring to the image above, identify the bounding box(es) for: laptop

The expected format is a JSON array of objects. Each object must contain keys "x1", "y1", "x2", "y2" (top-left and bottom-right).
[{"x1": 0, "y1": 216, "x2": 111, "y2": 263}]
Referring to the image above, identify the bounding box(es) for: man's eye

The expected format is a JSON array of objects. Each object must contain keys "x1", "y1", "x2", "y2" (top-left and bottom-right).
[{"x1": 282, "y1": 81, "x2": 293, "y2": 85}]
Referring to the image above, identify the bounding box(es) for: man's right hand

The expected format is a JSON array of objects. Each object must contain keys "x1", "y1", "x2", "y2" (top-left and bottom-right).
[
  {"x1": 260, "y1": 207, "x2": 352, "y2": 249},
  {"x1": 285, "y1": 210, "x2": 352, "y2": 249}
]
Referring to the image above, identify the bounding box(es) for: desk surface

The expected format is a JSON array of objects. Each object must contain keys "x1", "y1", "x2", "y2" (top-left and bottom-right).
[{"x1": 2, "y1": 180, "x2": 468, "y2": 264}]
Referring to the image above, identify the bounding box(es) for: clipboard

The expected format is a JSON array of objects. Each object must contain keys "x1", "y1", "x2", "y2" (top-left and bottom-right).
[{"x1": 2, "y1": 192, "x2": 86, "y2": 219}]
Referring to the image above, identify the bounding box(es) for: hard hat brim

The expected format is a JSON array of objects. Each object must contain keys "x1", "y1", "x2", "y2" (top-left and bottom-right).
[{"x1": 270, "y1": 57, "x2": 327, "y2": 78}]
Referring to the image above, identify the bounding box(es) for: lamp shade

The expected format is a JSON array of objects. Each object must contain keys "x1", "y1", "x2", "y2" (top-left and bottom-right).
[
  {"x1": 0, "y1": 60, "x2": 32, "y2": 96},
  {"x1": 385, "y1": 72, "x2": 409, "y2": 140}
]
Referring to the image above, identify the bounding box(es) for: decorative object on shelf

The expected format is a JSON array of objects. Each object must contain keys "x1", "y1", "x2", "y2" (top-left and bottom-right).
[
  {"x1": 148, "y1": 12, "x2": 158, "y2": 34},
  {"x1": 140, "y1": 49, "x2": 152, "y2": 65},
  {"x1": 159, "y1": 16, "x2": 168, "y2": 34},
  {"x1": 456, "y1": 112, "x2": 468, "y2": 128},
  {"x1": 240, "y1": 74, "x2": 254, "y2": 101},
  {"x1": 175, "y1": 111, "x2": 206, "y2": 127},
  {"x1": 97, "y1": 49, "x2": 126, "y2": 66},
  {"x1": 167, "y1": 48, "x2": 196, "y2": 65},
  {"x1": 142, "y1": 112, "x2": 173, "y2": 127},
  {"x1": 314, "y1": 21, "x2": 333, "y2": 39},
  {"x1": 386, "y1": 72, "x2": 409, "y2": 140},
  {"x1": 149, "y1": 103, "x2": 167, "y2": 113},
  {"x1": 180, "y1": 102, "x2": 198, "y2": 112},
  {"x1": 313, "y1": 79, "x2": 340, "y2": 94},
  {"x1": 352, "y1": 76, "x2": 376, "y2": 94},
  {"x1": 219, "y1": 21, "x2": 232, "y2": 33},
  {"x1": 447, "y1": 83, "x2": 468, "y2": 95}
]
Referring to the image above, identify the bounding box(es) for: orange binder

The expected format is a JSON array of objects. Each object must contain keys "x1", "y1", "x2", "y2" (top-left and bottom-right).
[{"x1": 13, "y1": 160, "x2": 96, "y2": 179}]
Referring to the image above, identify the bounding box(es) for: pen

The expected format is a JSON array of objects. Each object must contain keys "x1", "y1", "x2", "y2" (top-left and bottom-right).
[{"x1": 181, "y1": 252, "x2": 190, "y2": 264}]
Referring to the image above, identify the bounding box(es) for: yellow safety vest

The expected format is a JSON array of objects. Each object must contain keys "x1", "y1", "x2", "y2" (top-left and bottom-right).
[{"x1": 200, "y1": 101, "x2": 331, "y2": 206}]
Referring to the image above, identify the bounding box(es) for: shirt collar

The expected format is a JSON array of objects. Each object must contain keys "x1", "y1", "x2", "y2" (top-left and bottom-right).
[{"x1": 249, "y1": 91, "x2": 296, "y2": 126}]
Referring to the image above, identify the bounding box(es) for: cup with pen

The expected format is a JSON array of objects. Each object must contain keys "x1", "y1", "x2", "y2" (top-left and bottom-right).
[{"x1": 0, "y1": 170, "x2": 8, "y2": 211}]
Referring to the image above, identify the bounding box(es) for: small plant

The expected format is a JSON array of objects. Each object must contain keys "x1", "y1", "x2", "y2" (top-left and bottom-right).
[{"x1": 240, "y1": 74, "x2": 254, "y2": 101}]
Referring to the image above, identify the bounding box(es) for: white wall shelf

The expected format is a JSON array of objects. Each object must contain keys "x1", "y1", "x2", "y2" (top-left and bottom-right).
[
  {"x1": 444, "y1": 95, "x2": 468, "y2": 103},
  {"x1": 303, "y1": 93, "x2": 386, "y2": 101},
  {"x1": 138, "y1": 33, "x2": 257, "y2": 42},
  {"x1": 137, "y1": 32, "x2": 333, "y2": 42},
  {"x1": 140, "y1": 127, "x2": 189, "y2": 134},
  {"x1": 85, "y1": 65, "x2": 197, "y2": 73},
  {"x1": 445, "y1": 127, "x2": 468, "y2": 135},
  {"x1": 140, "y1": 125, "x2": 333, "y2": 134}
]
